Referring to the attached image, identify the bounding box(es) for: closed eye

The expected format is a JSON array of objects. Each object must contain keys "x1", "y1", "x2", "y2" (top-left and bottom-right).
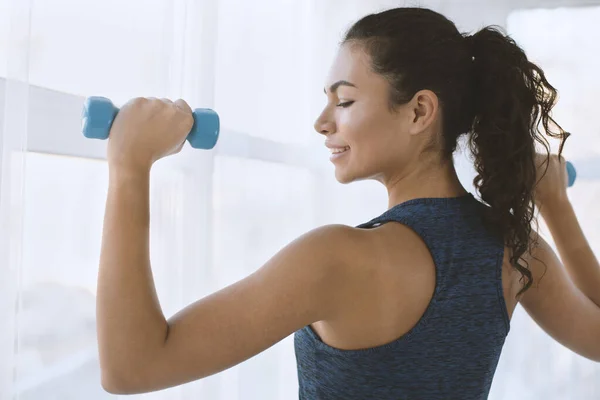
[{"x1": 337, "y1": 101, "x2": 354, "y2": 108}]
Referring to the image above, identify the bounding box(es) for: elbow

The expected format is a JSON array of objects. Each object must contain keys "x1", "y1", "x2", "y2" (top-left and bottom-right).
[
  {"x1": 581, "y1": 347, "x2": 600, "y2": 364},
  {"x1": 101, "y1": 369, "x2": 137, "y2": 395},
  {"x1": 100, "y1": 364, "x2": 148, "y2": 395},
  {"x1": 98, "y1": 344, "x2": 167, "y2": 394},
  {"x1": 589, "y1": 355, "x2": 600, "y2": 364},
  {"x1": 101, "y1": 375, "x2": 126, "y2": 395}
]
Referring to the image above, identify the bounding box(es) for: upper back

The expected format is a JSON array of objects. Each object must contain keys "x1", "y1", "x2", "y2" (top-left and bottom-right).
[{"x1": 294, "y1": 193, "x2": 516, "y2": 399}]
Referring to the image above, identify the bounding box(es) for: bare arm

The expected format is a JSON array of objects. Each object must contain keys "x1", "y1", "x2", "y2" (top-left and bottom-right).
[
  {"x1": 520, "y1": 198, "x2": 600, "y2": 362},
  {"x1": 540, "y1": 199, "x2": 600, "y2": 307},
  {"x1": 96, "y1": 169, "x2": 359, "y2": 393},
  {"x1": 96, "y1": 169, "x2": 168, "y2": 388}
]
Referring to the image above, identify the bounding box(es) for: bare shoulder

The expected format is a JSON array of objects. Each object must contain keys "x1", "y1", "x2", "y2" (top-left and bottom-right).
[
  {"x1": 298, "y1": 223, "x2": 387, "y2": 281},
  {"x1": 302, "y1": 223, "x2": 384, "y2": 260},
  {"x1": 311, "y1": 222, "x2": 428, "y2": 272},
  {"x1": 298, "y1": 222, "x2": 430, "y2": 304},
  {"x1": 288, "y1": 224, "x2": 373, "y2": 268},
  {"x1": 298, "y1": 223, "x2": 366, "y2": 245}
]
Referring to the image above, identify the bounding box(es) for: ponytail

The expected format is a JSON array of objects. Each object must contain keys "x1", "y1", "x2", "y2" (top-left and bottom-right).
[{"x1": 467, "y1": 27, "x2": 569, "y2": 294}]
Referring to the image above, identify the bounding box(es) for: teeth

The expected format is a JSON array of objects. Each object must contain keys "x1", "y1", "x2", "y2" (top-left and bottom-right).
[{"x1": 330, "y1": 146, "x2": 350, "y2": 154}]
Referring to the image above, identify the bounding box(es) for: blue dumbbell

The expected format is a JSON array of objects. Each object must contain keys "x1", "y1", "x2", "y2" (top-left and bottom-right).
[
  {"x1": 82, "y1": 96, "x2": 219, "y2": 149},
  {"x1": 566, "y1": 161, "x2": 576, "y2": 187}
]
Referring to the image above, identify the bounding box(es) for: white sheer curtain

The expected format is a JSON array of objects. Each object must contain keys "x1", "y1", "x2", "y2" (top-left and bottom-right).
[
  {"x1": 0, "y1": 0, "x2": 386, "y2": 398},
  {"x1": 489, "y1": 6, "x2": 600, "y2": 399},
  {"x1": 0, "y1": 0, "x2": 598, "y2": 399}
]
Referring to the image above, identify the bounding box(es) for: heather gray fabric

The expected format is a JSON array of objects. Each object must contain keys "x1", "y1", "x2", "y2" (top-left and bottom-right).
[{"x1": 294, "y1": 193, "x2": 509, "y2": 399}]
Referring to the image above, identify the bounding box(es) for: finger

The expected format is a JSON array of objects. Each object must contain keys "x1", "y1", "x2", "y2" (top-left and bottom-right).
[
  {"x1": 160, "y1": 98, "x2": 173, "y2": 104},
  {"x1": 126, "y1": 97, "x2": 149, "y2": 107},
  {"x1": 174, "y1": 98, "x2": 193, "y2": 114},
  {"x1": 144, "y1": 97, "x2": 163, "y2": 108},
  {"x1": 174, "y1": 99, "x2": 194, "y2": 131}
]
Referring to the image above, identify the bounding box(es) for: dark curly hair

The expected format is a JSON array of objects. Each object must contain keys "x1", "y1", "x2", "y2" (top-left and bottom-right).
[{"x1": 344, "y1": 7, "x2": 569, "y2": 295}]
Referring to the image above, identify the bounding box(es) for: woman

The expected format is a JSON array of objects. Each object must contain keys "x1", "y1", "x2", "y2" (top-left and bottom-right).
[{"x1": 96, "y1": 7, "x2": 600, "y2": 399}]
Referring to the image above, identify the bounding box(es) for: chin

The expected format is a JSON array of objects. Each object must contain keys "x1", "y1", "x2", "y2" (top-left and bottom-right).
[{"x1": 334, "y1": 168, "x2": 357, "y2": 184}]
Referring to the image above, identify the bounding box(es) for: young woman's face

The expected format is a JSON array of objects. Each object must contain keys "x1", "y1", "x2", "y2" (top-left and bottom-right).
[{"x1": 314, "y1": 43, "x2": 427, "y2": 185}]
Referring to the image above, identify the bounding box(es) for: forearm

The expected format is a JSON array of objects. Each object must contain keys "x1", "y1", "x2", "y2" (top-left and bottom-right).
[
  {"x1": 96, "y1": 169, "x2": 168, "y2": 376},
  {"x1": 540, "y1": 199, "x2": 600, "y2": 307}
]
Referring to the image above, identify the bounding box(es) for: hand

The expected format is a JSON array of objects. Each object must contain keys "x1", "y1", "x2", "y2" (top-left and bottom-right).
[
  {"x1": 534, "y1": 152, "x2": 569, "y2": 209},
  {"x1": 107, "y1": 97, "x2": 194, "y2": 173}
]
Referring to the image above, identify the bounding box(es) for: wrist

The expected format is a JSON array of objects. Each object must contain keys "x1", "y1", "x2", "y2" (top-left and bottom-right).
[
  {"x1": 107, "y1": 148, "x2": 154, "y2": 179},
  {"x1": 108, "y1": 163, "x2": 151, "y2": 183},
  {"x1": 538, "y1": 196, "x2": 572, "y2": 218}
]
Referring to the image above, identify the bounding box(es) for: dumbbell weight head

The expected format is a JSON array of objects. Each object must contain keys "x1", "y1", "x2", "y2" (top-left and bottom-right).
[
  {"x1": 566, "y1": 161, "x2": 576, "y2": 188},
  {"x1": 82, "y1": 96, "x2": 119, "y2": 140},
  {"x1": 188, "y1": 108, "x2": 219, "y2": 150}
]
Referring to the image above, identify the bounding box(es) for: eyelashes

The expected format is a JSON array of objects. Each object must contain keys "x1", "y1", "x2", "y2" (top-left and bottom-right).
[{"x1": 336, "y1": 101, "x2": 355, "y2": 108}]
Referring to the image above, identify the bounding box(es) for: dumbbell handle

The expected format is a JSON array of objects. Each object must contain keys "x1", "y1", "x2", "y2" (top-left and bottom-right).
[{"x1": 82, "y1": 96, "x2": 219, "y2": 150}]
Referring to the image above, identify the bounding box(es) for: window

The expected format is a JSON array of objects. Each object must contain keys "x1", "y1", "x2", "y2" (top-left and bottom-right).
[
  {"x1": 4, "y1": 1, "x2": 597, "y2": 399},
  {"x1": 1, "y1": 0, "x2": 334, "y2": 398}
]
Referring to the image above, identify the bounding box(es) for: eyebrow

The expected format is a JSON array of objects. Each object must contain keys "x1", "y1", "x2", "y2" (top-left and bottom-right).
[{"x1": 324, "y1": 80, "x2": 357, "y2": 94}]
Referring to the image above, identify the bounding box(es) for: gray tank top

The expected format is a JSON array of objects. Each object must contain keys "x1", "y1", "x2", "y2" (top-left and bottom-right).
[{"x1": 294, "y1": 193, "x2": 509, "y2": 399}]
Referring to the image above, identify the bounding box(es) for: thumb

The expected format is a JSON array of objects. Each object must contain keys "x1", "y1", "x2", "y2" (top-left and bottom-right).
[{"x1": 174, "y1": 99, "x2": 195, "y2": 134}]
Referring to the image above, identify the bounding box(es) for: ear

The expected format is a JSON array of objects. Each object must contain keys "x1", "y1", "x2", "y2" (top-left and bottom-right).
[{"x1": 407, "y1": 90, "x2": 439, "y2": 135}]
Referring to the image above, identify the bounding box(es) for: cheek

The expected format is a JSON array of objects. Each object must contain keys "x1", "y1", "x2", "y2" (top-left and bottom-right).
[
  {"x1": 340, "y1": 107, "x2": 398, "y2": 151},
  {"x1": 355, "y1": 124, "x2": 408, "y2": 175},
  {"x1": 338, "y1": 107, "x2": 377, "y2": 144}
]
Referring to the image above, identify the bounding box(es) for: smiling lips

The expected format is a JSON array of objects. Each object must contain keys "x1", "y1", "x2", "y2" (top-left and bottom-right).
[
  {"x1": 325, "y1": 141, "x2": 351, "y2": 161},
  {"x1": 330, "y1": 146, "x2": 350, "y2": 154},
  {"x1": 327, "y1": 145, "x2": 350, "y2": 161}
]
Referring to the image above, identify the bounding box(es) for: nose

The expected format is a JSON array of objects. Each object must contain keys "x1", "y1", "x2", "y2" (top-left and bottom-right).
[{"x1": 314, "y1": 110, "x2": 336, "y2": 136}]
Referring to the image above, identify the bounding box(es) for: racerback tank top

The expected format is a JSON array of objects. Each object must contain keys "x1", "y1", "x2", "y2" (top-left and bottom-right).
[{"x1": 294, "y1": 193, "x2": 509, "y2": 399}]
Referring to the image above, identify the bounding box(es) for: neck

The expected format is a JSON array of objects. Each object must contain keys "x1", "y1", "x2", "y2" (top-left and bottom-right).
[{"x1": 384, "y1": 156, "x2": 468, "y2": 209}]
